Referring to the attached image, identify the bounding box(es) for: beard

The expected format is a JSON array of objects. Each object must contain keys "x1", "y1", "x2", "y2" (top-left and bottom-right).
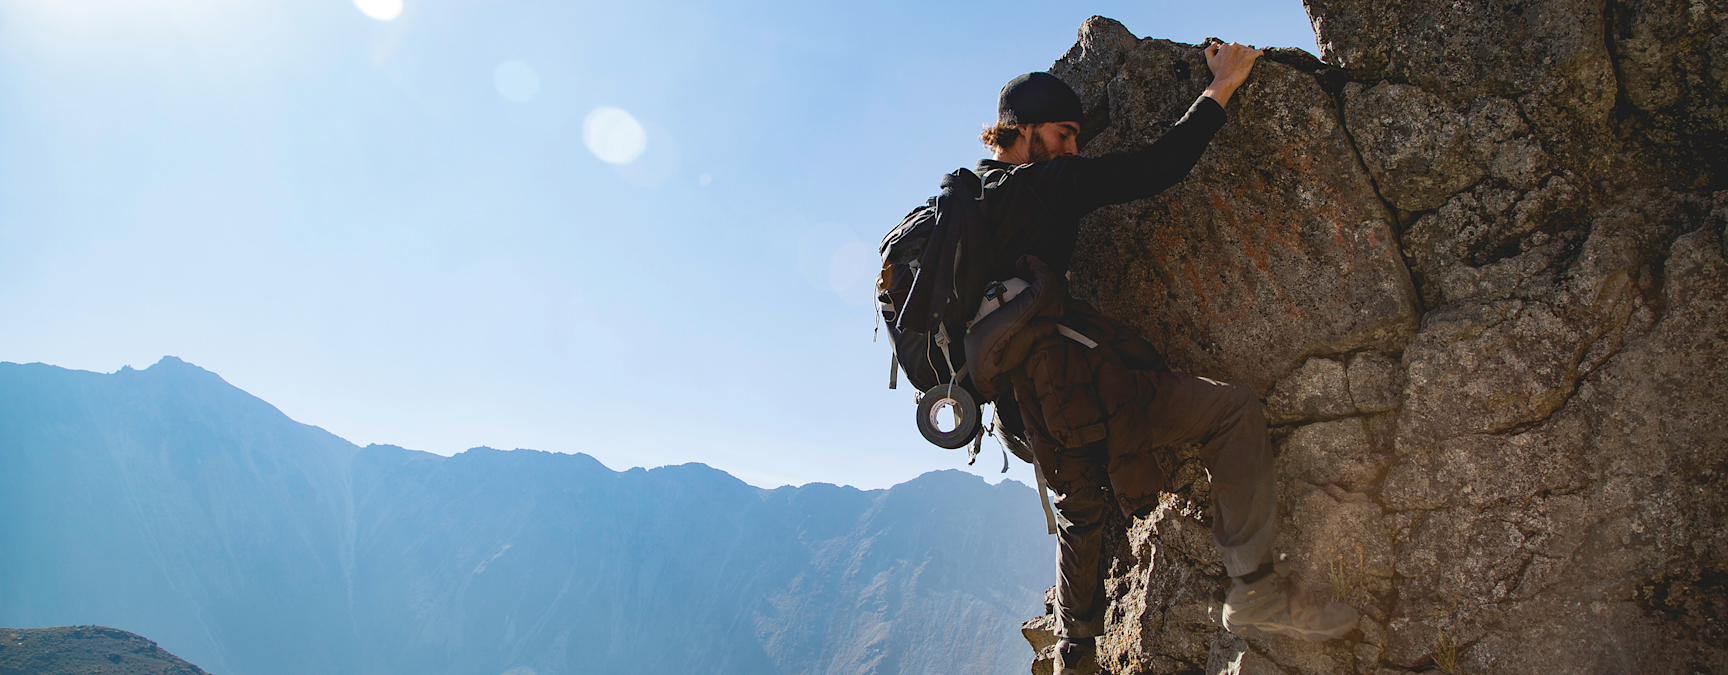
[{"x1": 1026, "y1": 132, "x2": 1060, "y2": 163}]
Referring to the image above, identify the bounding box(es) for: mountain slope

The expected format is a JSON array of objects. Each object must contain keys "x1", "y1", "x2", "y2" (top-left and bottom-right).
[
  {"x1": 0, "y1": 358, "x2": 360, "y2": 675},
  {"x1": 0, "y1": 357, "x2": 1052, "y2": 675}
]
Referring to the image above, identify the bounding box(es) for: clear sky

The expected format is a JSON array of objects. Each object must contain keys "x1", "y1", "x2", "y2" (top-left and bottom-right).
[{"x1": 1, "y1": 0, "x2": 1320, "y2": 490}]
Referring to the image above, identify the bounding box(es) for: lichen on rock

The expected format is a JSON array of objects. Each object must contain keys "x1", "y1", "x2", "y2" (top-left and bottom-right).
[{"x1": 1022, "y1": 7, "x2": 1726, "y2": 674}]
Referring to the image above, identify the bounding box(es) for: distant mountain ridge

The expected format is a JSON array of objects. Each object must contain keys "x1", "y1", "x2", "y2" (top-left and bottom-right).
[{"x1": 0, "y1": 357, "x2": 1051, "y2": 675}]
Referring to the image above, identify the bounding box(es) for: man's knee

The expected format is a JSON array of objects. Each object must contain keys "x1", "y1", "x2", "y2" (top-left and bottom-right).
[
  {"x1": 1051, "y1": 482, "x2": 1111, "y2": 529},
  {"x1": 1232, "y1": 384, "x2": 1266, "y2": 422},
  {"x1": 1199, "y1": 377, "x2": 1261, "y2": 418}
]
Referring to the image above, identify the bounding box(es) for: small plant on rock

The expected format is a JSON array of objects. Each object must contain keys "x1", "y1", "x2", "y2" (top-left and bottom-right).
[
  {"x1": 1432, "y1": 628, "x2": 1459, "y2": 674},
  {"x1": 1327, "y1": 542, "x2": 1367, "y2": 603}
]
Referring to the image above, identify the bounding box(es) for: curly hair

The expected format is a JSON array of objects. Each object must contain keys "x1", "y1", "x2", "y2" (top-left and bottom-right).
[{"x1": 979, "y1": 122, "x2": 1021, "y2": 151}]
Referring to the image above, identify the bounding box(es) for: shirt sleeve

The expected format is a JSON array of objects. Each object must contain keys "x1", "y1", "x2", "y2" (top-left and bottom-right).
[{"x1": 1023, "y1": 95, "x2": 1228, "y2": 219}]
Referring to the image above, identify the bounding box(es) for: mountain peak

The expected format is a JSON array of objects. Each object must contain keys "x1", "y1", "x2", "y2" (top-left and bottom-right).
[{"x1": 143, "y1": 355, "x2": 212, "y2": 375}]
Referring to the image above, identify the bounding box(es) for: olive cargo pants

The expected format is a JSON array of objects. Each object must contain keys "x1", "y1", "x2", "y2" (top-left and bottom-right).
[{"x1": 1045, "y1": 372, "x2": 1277, "y2": 639}]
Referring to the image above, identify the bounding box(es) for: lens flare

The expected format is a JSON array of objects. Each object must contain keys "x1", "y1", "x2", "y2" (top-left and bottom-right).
[
  {"x1": 354, "y1": 0, "x2": 402, "y2": 21},
  {"x1": 583, "y1": 107, "x2": 647, "y2": 165},
  {"x1": 493, "y1": 61, "x2": 540, "y2": 102},
  {"x1": 615, "y1": 121, "x2": 679, "y2": 186},
  {"x1": 828, "y1": 241, "x2": 878, "y2": 299}
]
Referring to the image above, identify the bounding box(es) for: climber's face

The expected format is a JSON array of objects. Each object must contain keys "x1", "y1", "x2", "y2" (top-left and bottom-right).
[{"x1": 1016, "y1": 121, "x2": 1081, "y2": 163}]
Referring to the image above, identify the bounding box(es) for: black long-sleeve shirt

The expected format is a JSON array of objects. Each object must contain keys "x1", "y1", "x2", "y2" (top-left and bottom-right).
[{"x1": 975, "y1": 95, "x2": 1227, "y2": 282}]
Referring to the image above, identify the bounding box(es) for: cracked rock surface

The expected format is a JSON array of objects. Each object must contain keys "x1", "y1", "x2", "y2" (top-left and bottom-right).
[{"x1": 1024, "y1": 7, "x2": 1725, "y2": 674}]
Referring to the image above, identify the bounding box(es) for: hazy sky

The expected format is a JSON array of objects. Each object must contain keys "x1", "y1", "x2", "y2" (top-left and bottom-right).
[{"x1": 1, "y1": 0, "x2": 1320, "y2": 490}]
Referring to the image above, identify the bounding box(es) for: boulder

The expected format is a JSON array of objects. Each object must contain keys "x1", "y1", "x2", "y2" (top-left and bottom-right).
[
  {"x1": 1053, "y1": 18, "x2": 1421, "y2": 395},
  {"x1": 1022, "y1": 10, "x2": 1727, "y2": 674},
  {"x1": 1265, "y1": 357, "x2": 1353, "y2": 425},
  {"x1": 1342, "y1": 83, "x2": 1522, "y2": 212}
]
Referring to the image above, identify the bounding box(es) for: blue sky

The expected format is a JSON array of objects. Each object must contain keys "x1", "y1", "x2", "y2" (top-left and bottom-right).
[{"x1": 1, "y1": 0, "x2": 1319, "y2": 490}]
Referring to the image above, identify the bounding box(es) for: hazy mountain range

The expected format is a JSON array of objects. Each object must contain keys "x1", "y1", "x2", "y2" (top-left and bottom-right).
[{"x1": 0, "y1": 357, "x2": 1051, "y2": 675}]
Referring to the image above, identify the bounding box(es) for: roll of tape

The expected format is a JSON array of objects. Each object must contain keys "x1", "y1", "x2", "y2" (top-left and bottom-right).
[{"x1": 916, "y1": 383, "x2": 980, "y2": 449}]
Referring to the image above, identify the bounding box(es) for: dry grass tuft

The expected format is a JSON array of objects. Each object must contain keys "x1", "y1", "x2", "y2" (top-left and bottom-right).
[
  {"x1": 1327, "y1": 542, "x2": 1367, "y2": 603},
  {"x1": 1433, "y1": 628, "x2": 1459, "y2": 674}
]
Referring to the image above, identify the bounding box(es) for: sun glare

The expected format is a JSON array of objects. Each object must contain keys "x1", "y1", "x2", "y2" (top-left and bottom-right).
[
  {"x1": 828, "y1": 241, "x2": 878, "y2": 300},
  {"x1": 583, "y1": 107, "x2": 647, "y2": 165},
  {"x1": 493, "y1": 60, "x2": 540, "y2": 102},
  {"x1": 354, "y1": 0, "x2": 402, "y2": 21}
]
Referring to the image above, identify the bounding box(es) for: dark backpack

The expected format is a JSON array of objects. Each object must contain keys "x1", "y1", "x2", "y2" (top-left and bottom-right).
[{"x1": 876, "y1": 168, "x2": 992, "y2": 449}]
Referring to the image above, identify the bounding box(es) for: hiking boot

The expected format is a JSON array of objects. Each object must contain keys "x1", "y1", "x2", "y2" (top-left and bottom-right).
[
  {"x1": 1053, "y1": 637, "x2": 1098, "y2": 675},
  {"x1": 1222, "y1": 573, "x2": 1358, "y2": 641}
]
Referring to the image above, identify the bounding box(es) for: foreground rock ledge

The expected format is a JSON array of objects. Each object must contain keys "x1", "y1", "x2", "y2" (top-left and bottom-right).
[
  {"x1": 0, "y1": 626, "x2": 211, "y2": 675},
  {"x1": 1022, "y1": 8, "x2": 1726, "y2": 675}
]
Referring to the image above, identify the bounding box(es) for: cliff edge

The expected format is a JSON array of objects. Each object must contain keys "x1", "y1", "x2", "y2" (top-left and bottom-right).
[{"x1": 1022, "y1": 3, "x2": 1725, "y2": 673}]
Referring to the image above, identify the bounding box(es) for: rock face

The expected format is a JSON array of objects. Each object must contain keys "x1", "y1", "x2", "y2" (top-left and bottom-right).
[
  {"x1": 1023, "y1": 7, "x2": 1726, "y2": 674},
  {"x1": 1057, "y1": 22, "x2": 1419, "y2": 395},
  {"x1": 0, "y1": 626, "x2": 210, "y2": 675}
]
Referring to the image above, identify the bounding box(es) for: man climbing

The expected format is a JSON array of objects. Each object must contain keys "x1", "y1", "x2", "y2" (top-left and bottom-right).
[{"x1": 960, "y1": 42, "x2": 1359, "y2": 673}]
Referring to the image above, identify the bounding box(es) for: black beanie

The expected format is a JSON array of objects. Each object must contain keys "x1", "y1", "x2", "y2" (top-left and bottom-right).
[{"x1": 997, "y1": 72, "x2": 1083, "y2": 126}]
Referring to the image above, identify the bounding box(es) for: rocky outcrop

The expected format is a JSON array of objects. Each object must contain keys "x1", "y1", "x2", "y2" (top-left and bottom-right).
[
  {"x1": 1024, "y1": 6, "x2": 1725, "y2": 674},
  {"x1": 0, "y1": 626, "x2": 210, "y2": 675}
]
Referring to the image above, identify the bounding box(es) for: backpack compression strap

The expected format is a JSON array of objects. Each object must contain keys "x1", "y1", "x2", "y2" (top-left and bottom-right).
[{"x1": 1029, "y1": 451, "x2": 1059, "y2": 536}]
